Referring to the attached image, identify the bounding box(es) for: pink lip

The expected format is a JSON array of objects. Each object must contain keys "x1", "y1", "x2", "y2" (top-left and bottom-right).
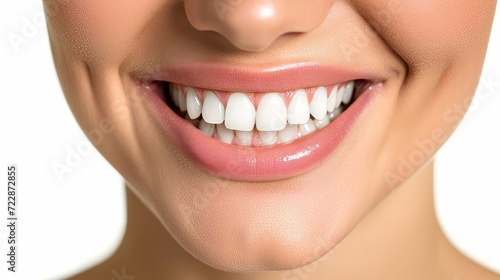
[
  {"x1": 145, "y1": 63, "x2": 384, "y2": 92},
  {"x1": 141, "y1": 64, "x2": 384, "y2": 181}
]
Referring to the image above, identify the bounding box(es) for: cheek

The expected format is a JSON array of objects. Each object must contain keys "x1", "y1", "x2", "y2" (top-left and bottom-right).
[
  {"x1": 354, "y1": 0, "x2": 496, "y2": 67},
  {"x1": 44, "y1": 0, "x2": 165, "y2": 63}
]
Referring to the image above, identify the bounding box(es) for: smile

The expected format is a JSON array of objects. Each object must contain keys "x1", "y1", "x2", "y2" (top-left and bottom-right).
[
  {"x1": 166, "y1": 81, "x2": 357, "y2": 146},
  {"x1": 141, "y1": 64, "x2": 386, "y2": 181}
]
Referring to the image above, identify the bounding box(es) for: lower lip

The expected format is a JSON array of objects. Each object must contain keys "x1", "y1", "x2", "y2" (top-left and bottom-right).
[{"x1": 144, "y1": 83, "x2": 381, "y2": 182}]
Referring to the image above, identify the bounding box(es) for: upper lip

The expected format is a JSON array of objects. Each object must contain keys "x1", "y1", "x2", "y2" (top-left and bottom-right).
[{"x1": 141, "y1": 62, "x2": 392, "y2": 93}]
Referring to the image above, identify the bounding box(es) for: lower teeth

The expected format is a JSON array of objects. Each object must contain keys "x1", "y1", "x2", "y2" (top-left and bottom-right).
[{"x1": 178, "y1": 105, "x2": 347, "y2": 147}]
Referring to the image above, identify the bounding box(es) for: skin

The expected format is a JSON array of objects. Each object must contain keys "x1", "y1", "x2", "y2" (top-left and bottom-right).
[{"x1": 42, "y1": 0, "x2": 499, "y2": 279}]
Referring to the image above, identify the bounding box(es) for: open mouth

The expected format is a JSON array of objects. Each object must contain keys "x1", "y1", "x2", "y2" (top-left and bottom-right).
[
  {"x1": 160, "y1": 80, "x2": 367, "y2": 147},
  {"x1": 140, "y1": 64, "x2": 384, "y2": 181}
]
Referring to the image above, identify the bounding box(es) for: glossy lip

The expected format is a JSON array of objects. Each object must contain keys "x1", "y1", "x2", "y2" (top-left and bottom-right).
[
  {"x1": 140, "y1": 62, "x2": 386, "y2": 93},
  {"x1": 140, "y1": 64, "x2": 385, "y2": 182}
]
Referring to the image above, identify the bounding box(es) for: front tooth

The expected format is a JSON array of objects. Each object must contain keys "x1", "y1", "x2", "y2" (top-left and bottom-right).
[
  {"x1": 186, "y1": 87, "x2": 202, "y2": 119},
  {"x1": 309, "y1": 86, "x2": 327, "y2": 120},
  {"x1": 256, "y1": 93, "x2": 287, "y2": 131},
  {"x1": 314, "y1": 115, "x2": 331, "y2": 129},
  {"x1": 342, "y1": 81, "x2": 355, "y2": 104},
  {"x1": 335, "y1": 86, "x2": 344, "y2": 108},
  {"x1": 299, "y1": 119, "x2": 317, "y2": 136},
  {"x1": 225, "y1": 93, "x2": 256, "y2": 131},
  {"x1": 278, "y1": 124, "x2": 297, "y2": 143},
  {"x1": 217, "y1": 124, "x2": 234, "y2": 144},
  {"x1": 287, "y1": 89, "x2": 310, "y2": 125},
  {"x1": 327, "y1": 85, "x2": 338, "y2": 113},
  {"x1": 259, "y1": 131, "x2": 277, "y2": 146},
  {"x1": 199, "y1": 119, "x2": 215, "y2": 137},
  {"x1": 236, "y1": 130, "x2": 253, "y2": 146},
  {"x1": 178, "y1": 90, "x2": 187, "y2": 112},
  {"x1": 202, "y1": 91, "x2": 225, "y2": 124}
]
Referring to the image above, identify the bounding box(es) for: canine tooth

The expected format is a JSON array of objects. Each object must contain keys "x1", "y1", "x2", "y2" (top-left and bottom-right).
[
  {"x1": 217, "y1": 124, "x2": 234, "y2": 144},
  {"x1": 278, "y1": 124, "x2": 297, "y2": 143},
  {"x1": 259, "y1": 131, "x2": 277, "y2": 146},
  {"x1": 202, "y1": 91, "x2": 225, "y2": 124},
  {"x1": 256, "y1": 93, "x2": 287, "y2": 131},
  {"x1": 299, "y1": 119, "x2": 317, "y2": 136},
  {"x1": 186, "y1": 87, "x2": 202, "y2": 119},
  {"x1": 225, "y1": 93, "x2": 256, "y2": 131},
  {"x1": 287, "y1": 89, "x2": 310, "y2": 125},
  {"x1": 327, "y1": 85, "x2": 338, "y2": 113},
  {"x1": 309, "y1": 86, "x2": 328, "y2": 120},
  {"x1": 199, "y1": 119, "x2": 215, "y2": 137},
  {"x1": 314, "y1": 115, "x2": 331, "y2": 129},
  {"x1": 342, "y1": 81, "x2": 355, "y2": 104},
  {"x1": 335, "y1": 85, "x2": 344, "y2": 109},
  {"x1": 178, "y1": 90, "x2": 187, "y2": 112},
  {"x1": 236, "y1": 130, "x2": 253, "y2": 146}
]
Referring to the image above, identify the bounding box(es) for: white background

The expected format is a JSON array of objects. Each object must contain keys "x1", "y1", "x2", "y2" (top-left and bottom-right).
[{"x1": 0, "y1": 1, "x2": 499, "y2": 279}]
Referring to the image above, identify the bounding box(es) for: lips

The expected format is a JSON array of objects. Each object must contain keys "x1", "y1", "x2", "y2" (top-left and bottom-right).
[{"x1": 140, "y1": 64, "x2": 385, "y2": 181}]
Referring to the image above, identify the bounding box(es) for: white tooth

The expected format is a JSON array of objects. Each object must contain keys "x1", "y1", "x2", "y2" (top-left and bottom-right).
[
  {"x1": 225, "y1": 93, "x2": 256, "y2": 131},
  {"x1": 299, "y1": 119, "x2": 317, "y2": 136},
  {"x1": 186, "y1": 87, "x2": 202, "y2": 119},
  {"x1": 342, "y1": 81, "x2": 355, "y2": 104},
  {"x1": 202, "y1": 91, "x2": 225, "y2": 124},
  {"x1": 314, "y1": 115, "x2": 331, "y2": 129},
  {"x1": 178, "y1": 90, "x2": 187, "y2": 112},
  {"x1": 199, "y1": 119, "x2": 215, "y2": 137},
  {"x1": 329, "y1": 107, "x2": 344, "y2": 121},
  {"x1": 217, "y1": 124, "x2": 234, "y2": 144},
  {"x1": 278, "y1": 124, "x2": 297, "y2": 143},
  {"x1": 236, "y1": 130, "x2": 253, "y2": 146},
  {"x1": 335, "y1": 85, "x2": 344, "y2": 109},
  {"x1": 259, "y1": 131, "x2": 277, "y2": 146},
  {"x1": 256, "y1": 93, "x2": 287, "y2": 131},
  {"x1": 287, "y1": 89, "x2": 310, "y2": 125},
  {"x1": 327, "y1": 85, "x2": 338, "y2": 113},
  {"x1": 309, "y1": 86, "x2": 327, "y2": 120}
]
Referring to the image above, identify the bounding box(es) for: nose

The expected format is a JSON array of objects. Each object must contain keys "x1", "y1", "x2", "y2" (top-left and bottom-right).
[{"x1": 184, "y1": 0, "x2": 331, "y2": 51}]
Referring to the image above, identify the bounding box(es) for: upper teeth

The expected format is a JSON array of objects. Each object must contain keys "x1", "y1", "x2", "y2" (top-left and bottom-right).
[{"x1": 169, "y1": 81, "x2": 356, "y2": 146}]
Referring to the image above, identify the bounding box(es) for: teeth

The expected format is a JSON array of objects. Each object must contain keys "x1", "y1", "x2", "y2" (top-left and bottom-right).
[
  {"x1": 309, "y1": 86, "x2": 328, "y2": 120},
  {"x1": 225, "y1": 93, "x2": 256, "y2": 131},
  {"x1": 170, "y1": 81, "x2": 358, "y2": 147},
  {"x1": 335, "y1": 86, "x2": 344, "y2": 109},
  {"x1": 236, "y1": 130, "x2": 253, "y2": 146},
  {"x1": 299, "y1": 119, "x2": 317, "y2": 136},
  {"x1": 217, "y1": 124, "x2": 234, "y2": 144},
  {"x1": 199, "y1": 119, "x2": 215, "y2": 137},
  {"x1": 186, "y1": 87, "x2": 202, "y2": 119},
  {"x1": 327, "y1": 85, "x2": 338, "y2": 113},
  {"x1": 278, "y1": 124, "x2": 297, "y2": 143},
  {"x1": 202, "y1": 91, "x2": 225, "y2": 124},
  {"x1": 259, "y1": 131, "x2": 277, "y2": 146},
  {"x1": 178, "y1": 90, "x2": 187, "y2": 112},
  {"x1": 342, "y1": 81, "x2": 355, "y2": 104},
  {"x1": 256, "y1": 93, "x2": 287, "y2": 131},
  {"x1": 314, "y1": 115, "x2": 331, "y2": 129},
  {"x1": 287, "y1": 89, "x2": 310, "y2": 125}
]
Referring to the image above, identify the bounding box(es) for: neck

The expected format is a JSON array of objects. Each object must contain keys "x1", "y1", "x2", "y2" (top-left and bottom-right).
[{"x1": 104, "y1": 160, "x2": 481, "y2": 279}]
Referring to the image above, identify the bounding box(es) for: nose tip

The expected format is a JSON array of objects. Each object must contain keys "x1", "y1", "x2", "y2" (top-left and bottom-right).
[{"x1": 184, "y1": 0, "x2": 330, "y2": 51}]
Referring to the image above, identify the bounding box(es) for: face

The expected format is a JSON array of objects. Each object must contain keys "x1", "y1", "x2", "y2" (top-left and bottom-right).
[{"x1": 44, "y1": 0, "x2": 496, "y2": 271}]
